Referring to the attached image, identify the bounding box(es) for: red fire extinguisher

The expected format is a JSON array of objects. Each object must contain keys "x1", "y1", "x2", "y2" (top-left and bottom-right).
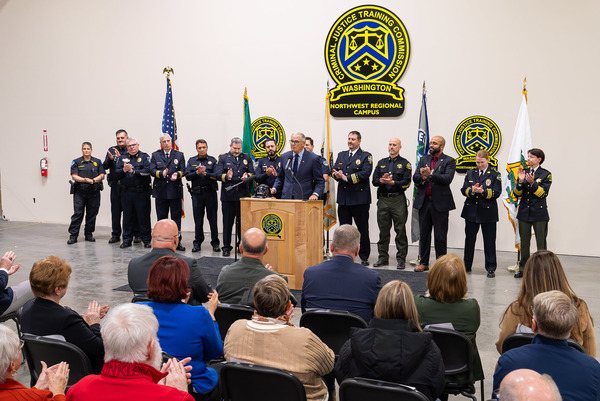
[{"x1": 40, "y1": 158, "x2": 48, "y2": 177}]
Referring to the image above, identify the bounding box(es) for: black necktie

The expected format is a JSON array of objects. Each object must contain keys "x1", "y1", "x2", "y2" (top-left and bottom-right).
[
  {"x1": 349, "y1": 151, "x2": 353, "y2": 158},
  {"x1": 292, "y1": 154, "x2": 299, "y2": 175},
  {"x1": 165, "y1": 152, "x2": 170, "y2": 159}
]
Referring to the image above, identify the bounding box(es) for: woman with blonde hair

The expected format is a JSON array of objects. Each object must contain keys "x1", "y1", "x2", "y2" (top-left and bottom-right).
[
  {"x1": 496, "y1": 249, "x2": 595, "y2": 356},
  {"x1": 414, "y1": 254, "x2": 483, "y2": 384},
  {"x1": 335, "y1": 280, "x2": 444, "y2": 401},
  {"x1": 0, "y1": 325, "x2": 69, "y2": 400}
]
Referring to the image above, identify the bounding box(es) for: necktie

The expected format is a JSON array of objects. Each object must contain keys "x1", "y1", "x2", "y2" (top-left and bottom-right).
[
  {"x1": 349, "y1": 151, "x2": 353, "y2": 158},
  {"x1": 292, "y1": 154, "x2": 299, "y2": 175},
  {"x1": 165, "y1": 152, "x2": 170, "y2": 159}
]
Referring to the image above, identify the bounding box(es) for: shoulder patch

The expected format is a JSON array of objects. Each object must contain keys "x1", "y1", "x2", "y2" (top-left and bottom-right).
[
  {"x1": 406, "y1": 162, "x2": 412, "y2": 170},
  {"x1": 367, "y1": 155, "x2": 373, "y2": 163},
  {"x1": 71, "y1": 161, "x2": 75, "y2": 167}
]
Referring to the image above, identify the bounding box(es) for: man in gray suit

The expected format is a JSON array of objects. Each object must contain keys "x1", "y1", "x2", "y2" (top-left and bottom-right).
[{"x1": 127, "y1": 219, "x2": 211, "y2": 305}]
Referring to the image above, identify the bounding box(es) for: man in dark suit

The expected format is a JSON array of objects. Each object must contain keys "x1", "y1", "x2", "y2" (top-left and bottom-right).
[
  {"x1": 255, "y1": 138, "x2": 282, "y2": 197},
  {"x1": 215, "y1": 137, "x2": 254, "y2": 257},
  {"x1": 127, "y1": 219, "x2": 211, "y2": 305},
  {"x1": 150, "y1": 134, "x2": 186, "y2": 251},
  {"x1": 185, "y1": 139, "x2": 220, "y2": 253},
  {"x1": 301, "y1": 225, "x2": 382, "y2": 323},
  {"x1": 512, "y1": 148, "x2": 552, "y2": 278},
  {"x1": 272, "y1": 132, "x2": 324, "y2": 200},
  {"x1": 461, "y1": 150, "x2": 502, "y2": 277},
  {"x1": 333, "y1": 131, "x2": 373, "y2": 265},
  {"x1": 412, "y1": 136, "x2": 456, "y2": 272}
]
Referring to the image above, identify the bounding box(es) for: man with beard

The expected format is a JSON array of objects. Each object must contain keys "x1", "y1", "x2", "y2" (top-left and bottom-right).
[
  {"x1": 185, "y1": 139, "x2": 221, "y2": 253},
  {"x1": 215, "y1": 137, "x2": 254, "y2": 257},
  {"x1": 254, "y1": 138, "x2": 282, "y2": 198},
  {"x1": 412, "y1": 136, "x2": 456, "y2": 272},
  {"x1": 66, "y1": 303, "x2": 194, "y2": 401}
]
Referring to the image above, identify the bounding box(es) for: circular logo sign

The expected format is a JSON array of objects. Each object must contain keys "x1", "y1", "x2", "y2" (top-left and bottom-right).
[
  {"x1": 325, "y1": 5, "x2": 410, "y2": 117},
  {"x1": 453, "y1": 115, "x2": 502, "y2": 173},
  {"x1": 251, "y1": 117, "x2": 286, "y2": 160},
  {"x1": 261, "y1": 213, "x2": 283, "y2": 237}
]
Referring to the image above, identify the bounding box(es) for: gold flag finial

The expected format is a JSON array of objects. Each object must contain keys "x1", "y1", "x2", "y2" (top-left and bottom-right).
[
  {"x1": 523, "y1": 76, "x2": 528, "y2": 103},
  {"x1": 163, "y1": 66, "x2": 174, "y2": 78}
]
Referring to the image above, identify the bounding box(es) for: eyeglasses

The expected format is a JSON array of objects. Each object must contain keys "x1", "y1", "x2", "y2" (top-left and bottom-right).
[
  {"x1": 290, "y1": 140, "x2": 301, "y2": 144},
  {"x1": 127, "y1": 143, "x2": 139, "y2": 148}
]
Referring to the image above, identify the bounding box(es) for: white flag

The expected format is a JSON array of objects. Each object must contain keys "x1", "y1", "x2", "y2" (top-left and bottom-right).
[{"x1": 501, "y1": 93, "x2": 532, "y2": 248}]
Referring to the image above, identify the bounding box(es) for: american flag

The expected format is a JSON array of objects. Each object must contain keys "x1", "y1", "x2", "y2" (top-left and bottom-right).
[{"x1": 162, "y1": 77, "x2": 178, "y2": 150}]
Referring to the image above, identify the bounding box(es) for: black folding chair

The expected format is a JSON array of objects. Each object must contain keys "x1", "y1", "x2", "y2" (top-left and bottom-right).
[
  {"x1": 22, "y1": 333, "x2": 93, "y2": 389},
  {"x1": 299, "y1": 309, "x2": 367, "y2": 354},
  {"x1": 220, "y1": 362, "x2": 306, "y2": 401},
  {"x1": 339, "y1": 377, "x2": 430, "y2": 401},
  {"x1": 0, "y1": 312, "x2": 22, "y2": 339},
  {"x1": 215, "y1": 303, "x2": 255, "y2": 342},
  {"x1": 502, "y1": 332, "x2": 586, "y2": 354},
  {"x1": 424, "y1": 326, "x2": 479, "y2": 401}
]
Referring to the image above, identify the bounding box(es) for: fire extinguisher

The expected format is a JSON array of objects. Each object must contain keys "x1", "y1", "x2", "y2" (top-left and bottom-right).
[{"x1": 40, "y1": 158, "x2": 48, "y2": 177}]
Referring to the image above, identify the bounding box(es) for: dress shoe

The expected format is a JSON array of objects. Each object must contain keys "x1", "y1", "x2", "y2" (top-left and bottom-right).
[
  {"x1": 85, "y1": 236, "x2": 95, "y2": 242},
  {"x1": 222, "y1": 250, "x2": 231, "y2": 257},
  {"x1": 144, "y1": 242, "x2": 152, "y2": 249},
  {"x1": 133, "y1": 237, "x2": 141, "y2": 244},
  {"x1": 192, "y1": 246, "x2": 201, "y2": 253},
  {"x1": 373, "y1": 259, "x2": 389, "y2": 267},
  {"x1": 414, "y1": 264, "x2": 429, "y2": 272},
  {"x1": 360, "y1": 259, "x2": 370, "y2": 266},
  {"x1": 396, "y1": 260, "x2": 406, "y2": 270},
  {"x1": 487, "y1": 271, "x2": 496, "y2": 278},
  {"x1": 176, "y1": 244, "x2": 186, "y2": 252},
  {"x1": 120, "y1": 242, "x2": 132, "y2": 248},
  {"x1": 67, "y1": 238, "x2": 77, "y2": 245},
  {"x1": 212, "y1": 246, "x2": 221, "y2": 253},
  {"x1": 514, "y1": 271, "x2": 523, "y2": 278},
  {"x1": 108, "y1": 237, "x2": 120, "y2": 244}
]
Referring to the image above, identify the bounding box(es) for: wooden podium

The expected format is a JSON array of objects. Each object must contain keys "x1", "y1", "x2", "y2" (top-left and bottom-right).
[{"x1": 240, "y1": 198, "x2": 323, "y2": 290}]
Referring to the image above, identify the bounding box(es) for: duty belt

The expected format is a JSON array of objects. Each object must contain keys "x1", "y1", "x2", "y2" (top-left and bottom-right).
[
  {"x1": 189, "y1": 185, "x2": 214, "y2": 194},
  {"x1": 379, "y1": 192, "x2": 402, "y2": 198}
]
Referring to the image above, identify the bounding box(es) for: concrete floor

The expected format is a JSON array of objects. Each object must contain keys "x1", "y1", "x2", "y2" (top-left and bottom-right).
[{"x1": 2, "y1": 220, "x2": 598, "y2": 399}]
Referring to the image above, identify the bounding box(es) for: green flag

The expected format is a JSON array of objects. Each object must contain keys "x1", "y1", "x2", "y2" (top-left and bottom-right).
[{"x1": 242, "y1": 88, "x2": 254, "y2": 161}]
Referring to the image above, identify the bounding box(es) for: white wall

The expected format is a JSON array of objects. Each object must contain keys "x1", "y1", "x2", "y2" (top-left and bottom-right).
[{"x1": 1, "y1": 0, "x2": 598, "y2": 256}]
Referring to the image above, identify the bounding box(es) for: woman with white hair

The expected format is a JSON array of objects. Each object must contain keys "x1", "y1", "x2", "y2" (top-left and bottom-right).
[{"x1": 0, "y1": 325, "x2": 69, "y2": 400}]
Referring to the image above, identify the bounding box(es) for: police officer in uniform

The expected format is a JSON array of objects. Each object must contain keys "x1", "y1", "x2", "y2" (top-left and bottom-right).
[
  {"x1": 114, "y1": 137, "x2": 152, "y2": 248},
  {"x1": 150, "y1": 134, "x2": 186, "y2": 251},
  {"x1": 185, "y1": 139, "x2": 220, "y2": 253},
  {"x1": 513, "y1": 148, "x2": 552, "y2": 278},
  {"x1": 67, "y1": 142, "x2": 105, "y2": 244},
  {"x1": 103, "y1": 129, "x2": 135, "y2": 244},
  {"x1": 215, "y1": 137, "x2": 254, "y2": 257},
  {"x1": 460, "y1": 150, "x2": 502, "y2": 277},
  {"x1": 332, "y1": 130, "x2": 373, "y2": 265},
  {"x1": 254, "y1": 138, "x2": 282, "y2": 198},
  {"x1": 372, "y1": 138, "x2": 412, "y2": 269}
]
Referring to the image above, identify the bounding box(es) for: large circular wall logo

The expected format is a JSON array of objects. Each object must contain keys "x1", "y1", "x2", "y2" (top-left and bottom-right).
[
  {"x1": 325, "y1": 5, "x2": 410, "y2": 117},
  {"x1": 453, "y1": 115, "x2": 502, "y2": 173},
  {"x1": 251, "y1": 117, "x2": 285, "y2": 159}
]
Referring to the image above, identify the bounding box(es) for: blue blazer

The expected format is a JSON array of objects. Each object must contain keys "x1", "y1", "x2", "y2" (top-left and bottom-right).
[
  {"x1": 301, "y1": 254, "x2": 382, "y2": 323},
  {"x1": 273, "y1": 151, "x2": 324, "y2": 200}
]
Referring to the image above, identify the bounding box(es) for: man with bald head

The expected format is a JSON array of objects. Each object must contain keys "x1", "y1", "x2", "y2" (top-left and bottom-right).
[
  {"x1": 372, "y1": 138, "x2": 412, "y2": 269},
  {"x1": 216, "y1": 227, "x2": 295, "y2": 307},
  {"x1": 412, "y1": 136, "x2": 456, "y2": 272},
  {"x1": 498, "y1": 369, "x2": 562, "y2": 401},
  {"x1": 127, "y1": 219, "x2": 211, "y2": 305}
]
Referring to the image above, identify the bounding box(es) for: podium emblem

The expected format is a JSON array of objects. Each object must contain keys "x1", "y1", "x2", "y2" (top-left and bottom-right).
[{"x1": 261, "y1": 213, "x2": 283, "y2": 237}]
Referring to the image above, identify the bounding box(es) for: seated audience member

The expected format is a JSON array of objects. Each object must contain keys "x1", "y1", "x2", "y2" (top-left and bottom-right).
[
  {"x1": 335, "y1": 280, "x2": 445, "y2": 401},
  {"x1": 498, "y1": 369, "x2": 562, "y2": 401},
  {"x1": 216, "y1": 227, "x2": 296, "y2": 307},
  {"x1": 496, "y1": 250, "x2": 595, "y2": 357},
  {"x1": 493, "y1": 291, "x2": 600, "y2": 401},
  {"x1": 224, "y1": 275, "x2": 334, "y2": 401},
  {"x1": 0, "y1": 324, "x2": 69, "y2": 401},
  {"x1": 21, "y1": 256, "x2": 108, "y2": 373},
  {"x1": 0, "y1": 250, "x2": 34, "y2": 317},
  {"x1": 128, "y1": 219, "x2": 211, "y2": 305},
  {"x1": 301, "y1": 225, "x2": 382, "y2": 323},
  {"x1": 143, "y1": 256, "x2": 223, "y2": 400},
  {"x1": 66, "y1": 303, "x2": 193, "y2": 401},
  {"x1": 414, "y1": 254, "x2": 483, "y2": 385}
]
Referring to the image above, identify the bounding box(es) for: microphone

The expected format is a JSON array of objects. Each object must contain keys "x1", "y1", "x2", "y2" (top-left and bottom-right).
[{"x1": 284, "y1": 157, "x2": 292, "y2": 172}]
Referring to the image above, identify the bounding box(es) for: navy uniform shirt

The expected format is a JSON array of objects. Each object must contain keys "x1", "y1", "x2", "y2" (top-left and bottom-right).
[
  {"x1": 103, "y1": 145, "x2": 127, "y2": 183},
  {"x1": 114, "y1": 152, "x2": 151, "y2": 188},
  {"x1": 149, "y1": 149, "x2": 186, "y2": 199},
  {"x1": 255, "y1": 155, "x2": 282, "y2": 189},
  {"x1": 372, "y1": 155, "x2": 412, "y2": 196},
  {"x1": 71, "y1": 157, "x2": 105, "y2": 180},
  {"x1": 185, "y1": 154, "x2": 219, "y2": 192},
  {"x1": 215, "y1": 152, "x2": 255, "y2": 201},
  {"x1": 334, "y1": 148, "x2": 373, "y2": 205}
]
